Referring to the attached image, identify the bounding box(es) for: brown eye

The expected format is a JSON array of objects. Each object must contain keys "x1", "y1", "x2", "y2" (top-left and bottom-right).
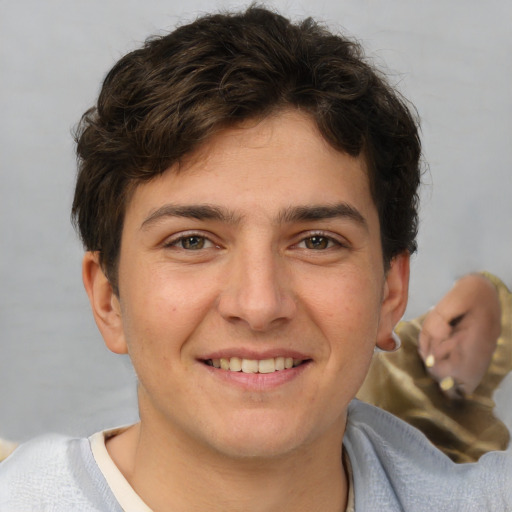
[
  {"x1": 180, "y1": 236, "x2": 206, "y2": 250},
  {"x1": 304, "y1": 236, "x2": 330, "y2": 250}
]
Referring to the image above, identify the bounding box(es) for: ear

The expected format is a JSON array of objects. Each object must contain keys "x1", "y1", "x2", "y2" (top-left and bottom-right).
[
  {"x1": 82, "y1": 252, "x2": 128, "y2": 355},
  {"x1": 376, "y1": 252, "x2": 410, "y2": 351}
]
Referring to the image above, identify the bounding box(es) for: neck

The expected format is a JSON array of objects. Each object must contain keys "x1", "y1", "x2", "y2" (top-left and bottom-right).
[{"x1": 107, "y1": 419, "x2": 348, "y2": 512}]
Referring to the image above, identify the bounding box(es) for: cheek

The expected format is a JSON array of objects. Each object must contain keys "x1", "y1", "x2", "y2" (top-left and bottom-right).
[
  {"x1": 308, "y1": 270, "x2": 382, "y2": 335},
  {"x1": 310, "y1": 273, "x2": 382, "y2": 385},
  {"x1": 119, "y1": 266, "x2": 218, "y2": 356}
]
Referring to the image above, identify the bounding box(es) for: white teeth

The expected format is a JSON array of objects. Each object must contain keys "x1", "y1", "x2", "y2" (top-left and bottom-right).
[
  {"x1": 229, "y1": 357, "x2": 242, "y2": 372},
  {"x1": 241, "y1": 359, "x2": 259, "y2": 373},
  {"x1": 258, "y1": 358, "x2": 275, "y2": 374},
  {"x1": 207, "y1": 356, "x2": 304, "y2": 373}
]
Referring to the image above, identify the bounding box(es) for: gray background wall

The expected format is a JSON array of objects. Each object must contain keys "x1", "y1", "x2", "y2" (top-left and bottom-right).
[{"x1": 1, "y1": 0, "x2": 511, "y2": 442}]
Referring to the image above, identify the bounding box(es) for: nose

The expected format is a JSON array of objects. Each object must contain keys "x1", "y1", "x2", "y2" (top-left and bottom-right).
[{"x1": 217, "y1": 244, "x2": 296, "y2": 332}]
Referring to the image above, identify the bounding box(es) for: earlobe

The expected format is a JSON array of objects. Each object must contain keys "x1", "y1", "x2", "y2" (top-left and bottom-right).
[
  {"x1": 376, "y1": 252, "x2": 410, "y2": 352},
  {"x1": 82, "y1": 252, "x2": 128, "y2": 355}
]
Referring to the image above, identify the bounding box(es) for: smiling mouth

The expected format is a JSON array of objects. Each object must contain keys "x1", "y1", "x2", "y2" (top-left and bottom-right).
[{"x1": 204, "y1": 357, "x2": 307, "y2": 374}]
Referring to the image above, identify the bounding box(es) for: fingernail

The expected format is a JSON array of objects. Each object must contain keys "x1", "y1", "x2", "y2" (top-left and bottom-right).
[
  {"x1": 439, "y1": 376, "x2": 454, "y2": 391},
  {"x1": 425, "y1": 354, "x2": 435, "y2": 368}
]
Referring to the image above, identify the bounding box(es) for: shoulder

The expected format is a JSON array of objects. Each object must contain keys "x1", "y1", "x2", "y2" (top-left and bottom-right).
[
  {"x1": 0, "y1": 433, "x2": 121, "y2": 511},
  {"x1": 344, "y1": 400, "x2": 512, "y2": 511}
]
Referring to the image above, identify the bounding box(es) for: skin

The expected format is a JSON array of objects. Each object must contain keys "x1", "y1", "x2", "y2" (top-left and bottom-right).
[
  {"x1": 83, "y1": 110, "x2": 409, "y2": 512},
  {"x1": 418, "y1": 273, "x2": 501, "y2": 397}
]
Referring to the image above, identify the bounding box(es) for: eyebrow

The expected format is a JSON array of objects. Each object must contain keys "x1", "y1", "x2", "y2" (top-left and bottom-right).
[
  {"x1": 141, "y1": 204, "x2": 241, "y2": 229},
  {"x1": 141, "y1": 202, "x2": 367, "y2": 230},
  {"x1": 278, "y1": 203, "x2": 368, "y2": 229}
]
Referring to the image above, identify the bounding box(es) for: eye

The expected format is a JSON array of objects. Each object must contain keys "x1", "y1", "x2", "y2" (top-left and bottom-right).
[
  {"x1": 167, "y1": 234, "x2": 215, "y2": 250},
  {"x1": 180, "y1": 235, "x2": 207, "y2": 250},
  {"x1": 299, "y1": 235, "x2": 337, "y2": 250}
]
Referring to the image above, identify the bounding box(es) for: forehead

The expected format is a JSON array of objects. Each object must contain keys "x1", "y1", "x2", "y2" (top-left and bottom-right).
[
  {"x1": 182, "y1": 110, "x2": 368, "y2": 178},
  {"x1": 125, "y1": 110, "x2": 377, "y2": 226}
]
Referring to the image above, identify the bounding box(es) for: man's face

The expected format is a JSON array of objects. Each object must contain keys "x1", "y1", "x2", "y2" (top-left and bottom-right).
[{"x1": 104, "y1": 110, "x2": 405, "y2": 458}]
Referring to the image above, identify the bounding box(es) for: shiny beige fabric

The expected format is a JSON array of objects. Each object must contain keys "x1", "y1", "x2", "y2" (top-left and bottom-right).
[
  {"x1": 357, "y1": 272, "x2": 512, "y2": 463},
  {"x1": 0, "y1": 438, "x2": 17, "y2": 462}
]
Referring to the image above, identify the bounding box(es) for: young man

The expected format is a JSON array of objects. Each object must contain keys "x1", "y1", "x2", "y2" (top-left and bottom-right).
[{"x1": 1, "y1": 7, "x2": 511, "y2": 511}]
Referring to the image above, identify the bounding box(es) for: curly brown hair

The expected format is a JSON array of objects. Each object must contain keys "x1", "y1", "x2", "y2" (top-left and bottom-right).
[{"x1": 72, "y1": 6, "x2": 421, "y2": 293}]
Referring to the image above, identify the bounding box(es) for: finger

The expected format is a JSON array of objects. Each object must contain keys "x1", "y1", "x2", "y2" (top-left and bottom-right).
[
  {"x1": 418, "y1": 329, "x2": 431, "y2": 361},
  {"x1": 424, "y1": 308, "x2": 453, "y2": 339},
  {"x1": 426, "y1": 356, "x2": 451, "y2": 381},
  {"x1": 438, "y1": 376, "x2": 466, "y2": 400},
  {"x1": 418, "y1": 308, "x2": 451, "y2": 360},
  {"x1": 427, "y1": 344, "x2": 465, "y2": 385},
  {"x1": 430, "y1": 333, "x2": 460, "y2": 361}
]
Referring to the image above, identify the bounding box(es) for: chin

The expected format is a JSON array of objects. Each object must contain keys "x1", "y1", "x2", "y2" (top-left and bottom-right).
[{"x1": 211, "y1": 432, "x2": 305, "y2": 461}]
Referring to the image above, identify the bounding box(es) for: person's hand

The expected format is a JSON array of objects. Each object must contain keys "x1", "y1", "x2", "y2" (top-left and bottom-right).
[{"x1": 418, "y1": 274, "x2": 501, "y2": 399}]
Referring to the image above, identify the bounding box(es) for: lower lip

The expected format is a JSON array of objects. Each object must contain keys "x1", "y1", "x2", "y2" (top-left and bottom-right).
[{"x1": 200, "y1": 361, "x2": 310, "y2": 391}]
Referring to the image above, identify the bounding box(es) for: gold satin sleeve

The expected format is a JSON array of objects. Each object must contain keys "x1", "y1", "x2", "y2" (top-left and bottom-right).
[{"x1": 357, "y1": 271, "x2": 512, "y2": 463}]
